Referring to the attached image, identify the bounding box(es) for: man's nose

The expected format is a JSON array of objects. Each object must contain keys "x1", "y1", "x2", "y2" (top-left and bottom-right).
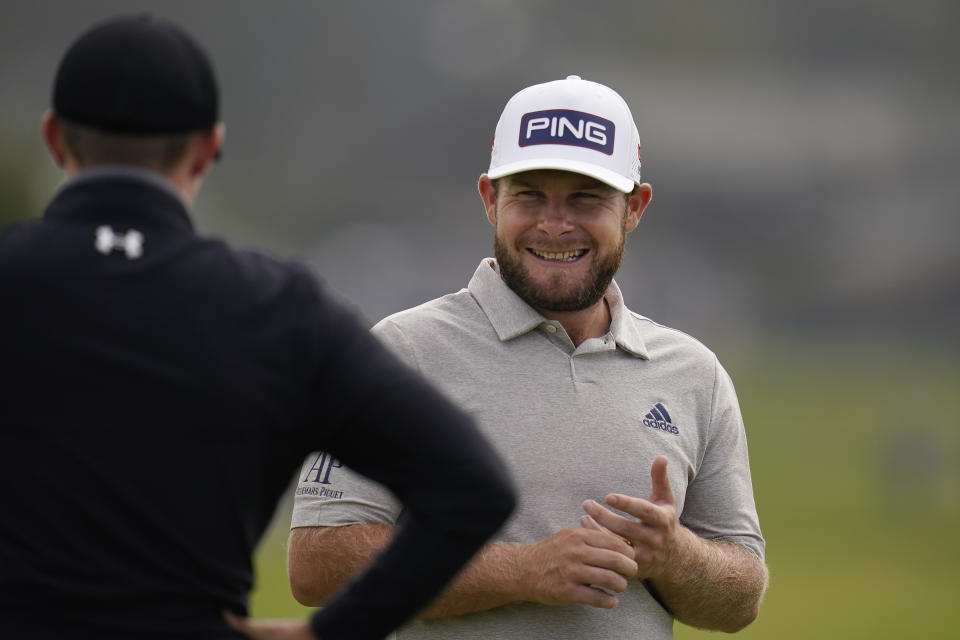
[{"x1": 536, "y1": 200, "x2": 574, "y2": 235}]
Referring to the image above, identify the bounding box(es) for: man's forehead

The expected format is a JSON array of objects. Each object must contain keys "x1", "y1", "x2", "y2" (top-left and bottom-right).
[{"x1": 502, "y1": 170, "x2": 612, "y2": 191}]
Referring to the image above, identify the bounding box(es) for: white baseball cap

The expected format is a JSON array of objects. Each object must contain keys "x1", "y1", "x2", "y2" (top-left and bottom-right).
[{"x1": 487, "y1": 75, "x2": 642, "y2": 193}]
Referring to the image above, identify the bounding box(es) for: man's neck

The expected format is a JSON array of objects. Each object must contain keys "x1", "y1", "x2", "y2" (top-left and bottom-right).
[
  {"x1": 64, "y1": 164, "x2": 195, "y2": 206},
  {"x1": 536, "y1": 297, "x2": 611, "y2": 347}
]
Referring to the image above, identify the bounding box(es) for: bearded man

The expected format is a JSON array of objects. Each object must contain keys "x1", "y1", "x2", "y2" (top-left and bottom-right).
[{"x1": 287, "y1": 76, "x2": 768, "y2": 639}]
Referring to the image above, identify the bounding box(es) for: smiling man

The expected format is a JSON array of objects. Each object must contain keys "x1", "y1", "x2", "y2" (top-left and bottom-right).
[
  {"x1": 484, "y1": 169, "x2": 647, "y2": 345},
  {"x1": 288, "y1": 76, "x2": 768, "y2": 639}
]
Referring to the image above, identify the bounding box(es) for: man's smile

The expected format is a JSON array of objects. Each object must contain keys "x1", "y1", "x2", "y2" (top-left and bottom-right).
[{"x1": 528, "y1": 248, "x2": 588, "y2": 262}]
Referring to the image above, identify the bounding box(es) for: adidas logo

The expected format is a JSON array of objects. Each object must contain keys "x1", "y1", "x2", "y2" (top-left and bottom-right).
[{"x1": 642, "y1": 402, "x2": 679, "y2": 435}]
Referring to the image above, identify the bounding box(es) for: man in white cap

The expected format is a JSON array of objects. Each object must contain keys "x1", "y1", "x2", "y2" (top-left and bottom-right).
[{"x1": 288, "y1": 76, "x2": 768, "y2": 638}]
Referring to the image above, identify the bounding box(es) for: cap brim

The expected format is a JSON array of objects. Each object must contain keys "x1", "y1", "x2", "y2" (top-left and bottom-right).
[{"x1": 487, "y1": 158, "x2": 635, "y2": 193}]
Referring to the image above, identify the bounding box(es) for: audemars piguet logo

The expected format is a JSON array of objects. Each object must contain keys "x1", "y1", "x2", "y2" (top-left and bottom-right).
[{"x1": 296, "y1": 451, "x2": 344, "y2": 499}]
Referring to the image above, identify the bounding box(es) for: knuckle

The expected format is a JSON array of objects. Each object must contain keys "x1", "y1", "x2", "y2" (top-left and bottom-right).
[
  {"x1": 560, "y1": 584, "x2": 580, "y2": 602},
  {"x1": 648, "y1": 531, "x2": 666, "y2": 549},
  {"x1": 635, "y1": 549, "x2": 653, "y2": 566}
]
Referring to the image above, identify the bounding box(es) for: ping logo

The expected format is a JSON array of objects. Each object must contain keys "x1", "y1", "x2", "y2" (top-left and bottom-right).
[
  {"x1": 519, "y1": 109, "x2": 615, "y2": 155},
  {"x1": 95, "y1": 225, "x2": 143, "y2": 259},
  {"x1": 643, "y1": 402, "x2": 679, "y2": 436}
]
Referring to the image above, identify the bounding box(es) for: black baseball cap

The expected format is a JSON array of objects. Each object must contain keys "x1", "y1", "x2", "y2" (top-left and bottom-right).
[{"x1": 53, "y1": 14, "x2": 219, "y2": 135}]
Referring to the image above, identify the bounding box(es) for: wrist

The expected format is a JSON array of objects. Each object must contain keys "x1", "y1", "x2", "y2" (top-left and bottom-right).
[
  {"x1": 652, "y1": 524, "x2": 695, "y2": 583},
  {"x1": 504, "y1": 542, "x2": 536, "y2": 603}
]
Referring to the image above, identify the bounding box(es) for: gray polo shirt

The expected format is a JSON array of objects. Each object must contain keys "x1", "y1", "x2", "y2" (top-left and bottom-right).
[{"x1": 293, "y1": 258, "x2": 764, "y2": 640}]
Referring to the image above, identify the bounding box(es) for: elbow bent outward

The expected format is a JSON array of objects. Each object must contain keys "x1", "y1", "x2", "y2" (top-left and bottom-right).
[{"x1": 288, "y1": 524, "x2": 395, "y2": 606}]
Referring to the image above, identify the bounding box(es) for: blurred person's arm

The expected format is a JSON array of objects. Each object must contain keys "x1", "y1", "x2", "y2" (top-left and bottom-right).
[
  {"x1": 303, "y1": 284, "x2": 517, "y2": 638},
  {"x1": 230, "y1": 273, "x2": 517, "y2": 640},
  {"x1": 289, "y1": 522, "x2": 640, "y2": 617}
]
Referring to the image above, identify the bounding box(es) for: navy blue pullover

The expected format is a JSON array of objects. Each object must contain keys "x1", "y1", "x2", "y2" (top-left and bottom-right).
[{"x1": 0, "y1": 172, "x2": 515, "y2": 639}]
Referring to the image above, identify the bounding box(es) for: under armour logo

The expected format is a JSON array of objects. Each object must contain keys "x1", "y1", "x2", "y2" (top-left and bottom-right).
[{"x1": 95, "y1": 226, "x2": 143, "y2": 259}]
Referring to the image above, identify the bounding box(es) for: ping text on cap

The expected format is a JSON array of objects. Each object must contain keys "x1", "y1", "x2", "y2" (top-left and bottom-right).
[{"x1": 518, "y1": 109, "x2": 615, "y2": 155}]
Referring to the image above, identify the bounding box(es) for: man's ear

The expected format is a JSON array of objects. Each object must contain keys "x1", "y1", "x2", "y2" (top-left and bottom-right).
[
  {"x1": 40, "y1": 111, "x2": 68, "y2": 169},
  {"x1": 625, "y1": 183, "x2": 653, "y2": 232},
  {"x1": 189, "y1": 122, "x2": 226, "y2": 178},
  {"x1": 478, "y1": 174, "x2": 499, "y2": 227}
]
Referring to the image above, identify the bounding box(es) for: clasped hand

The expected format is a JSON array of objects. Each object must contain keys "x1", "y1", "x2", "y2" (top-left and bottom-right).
[{"x1": 580, "y1": 455, "x2": 679, "y2": 581}]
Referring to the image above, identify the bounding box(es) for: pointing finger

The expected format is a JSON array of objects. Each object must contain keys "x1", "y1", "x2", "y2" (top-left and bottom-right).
[
  {"x1": 601, "y1": 493, "x2": 661, "y2": 525},
  {"x1": 578, "y1": 512, "x2": 636, "y2": 556},
  {"x1": 584, "y1": 498, "x2": 653, "y2": 543}
]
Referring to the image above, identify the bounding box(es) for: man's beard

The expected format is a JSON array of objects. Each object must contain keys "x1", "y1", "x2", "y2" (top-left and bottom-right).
[{"x1": 494, "y1": 233, "x2": 624, "y2": 313}]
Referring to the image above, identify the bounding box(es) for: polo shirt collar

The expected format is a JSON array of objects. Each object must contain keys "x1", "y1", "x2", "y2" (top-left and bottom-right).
[
  {"x1": 468, "y1": 258, "x2": 543, "y2": 341},
  {"x1": 605, "y1": 278, "x2": 650, "y2": 359},
  {"x1": 468, "y1": 258, "x2": 649, "y2": 359}
]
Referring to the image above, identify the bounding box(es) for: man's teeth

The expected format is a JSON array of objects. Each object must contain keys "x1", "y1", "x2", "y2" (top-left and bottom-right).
[{"x1": 532, "y1": 249, "x2": 585, "y2": 261}]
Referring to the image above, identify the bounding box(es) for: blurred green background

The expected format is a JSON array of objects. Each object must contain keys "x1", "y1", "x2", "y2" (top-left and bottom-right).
[
  {"x1": 3, "y1": 1, "x2": 958, "y2": 637},
  {"x1": 247, "y1": 342, "x2": 960, "y2": 637}
]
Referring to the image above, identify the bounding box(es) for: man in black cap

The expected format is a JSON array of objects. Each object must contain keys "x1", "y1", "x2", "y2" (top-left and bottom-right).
[{"x1": 0, "y1": 14, "x2": 515, "y2": 640}]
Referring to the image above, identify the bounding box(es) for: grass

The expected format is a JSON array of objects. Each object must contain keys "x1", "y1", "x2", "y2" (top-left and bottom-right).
[
  {"x1": 249, "y1": 517, "x2": 315, "y2": 620},
  {"x1": 249, "y1": 340, "x2": 960, "y2": 637}
]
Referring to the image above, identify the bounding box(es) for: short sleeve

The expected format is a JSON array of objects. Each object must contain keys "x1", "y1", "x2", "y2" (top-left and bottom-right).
[
  {"x1": 679, "y1": 357, "x2": 765, "y2": 561},
  {"x1": 291, "y1": 451, "x2": 402, "y2": 528},
  {"x1": 289, "y1": 319, "x2": 419, "y2": 531}
]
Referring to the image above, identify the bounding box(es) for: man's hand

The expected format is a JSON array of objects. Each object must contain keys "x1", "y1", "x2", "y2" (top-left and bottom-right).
[
  {"x1": 515, "y1": 526, "x2": 638, "y2": 609},
  {"x1": 580, "y1": 455, "x2": 679, "y2": 580},
  {"x1": 579, "y1": 455, "x2": 767, "y2": 632},
  {"x1": 223, "y1": 612, "x2": 317, "y2": 640}
]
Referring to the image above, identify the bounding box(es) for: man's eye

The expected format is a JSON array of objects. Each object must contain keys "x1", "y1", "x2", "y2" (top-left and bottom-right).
[{"x1": 572, "y1": 192, "x2": 599, "y2": 200}]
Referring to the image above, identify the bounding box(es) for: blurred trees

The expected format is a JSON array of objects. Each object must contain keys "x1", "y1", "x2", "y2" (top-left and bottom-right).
[{"x1": 0, "y1": 125, "x2": 41, "y2": 228}]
